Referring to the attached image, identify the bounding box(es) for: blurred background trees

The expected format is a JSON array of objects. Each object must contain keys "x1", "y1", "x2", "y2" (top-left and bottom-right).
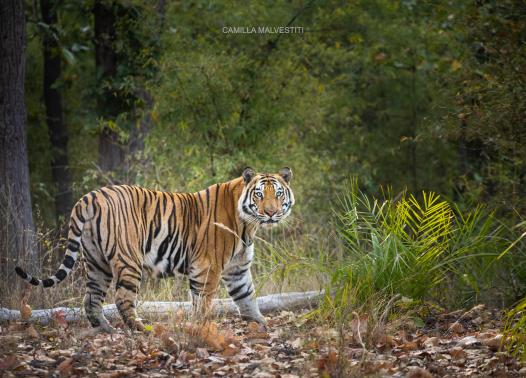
[
  {"x1": 2, "y1": 0, "x2": 526, "y2": 308},
  {"x1": 20, "y1": 0, "x2": 526, "y2": 225}
]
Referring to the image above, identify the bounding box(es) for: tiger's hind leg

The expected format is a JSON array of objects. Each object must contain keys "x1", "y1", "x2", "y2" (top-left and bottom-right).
[
  {"x1": 84, "y1": 269, "x2": 113, "y2": 332},
  {"x1": 114, "y1": 263, "x2": 145, "y2": 331},
  {"x1": 82, "y1": 240, "x2": 114, "y2": 332},
  {"x1": 189, "y1": 260, "x2": 221, "y2": 321}
]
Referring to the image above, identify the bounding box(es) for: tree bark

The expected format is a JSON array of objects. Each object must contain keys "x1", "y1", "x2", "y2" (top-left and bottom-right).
[
  {"x1": 93, "y1": 0, "x2": 125, "y2": 176},
  {"x1": 41, "y1": 0, "x2": 73, "y2": 220},
  {"x1": 0, "y1": 291, "x2": 323, "y2": 324},
  {"x1": 0, "y1": 1, "x2": 36, "y2": 267}
]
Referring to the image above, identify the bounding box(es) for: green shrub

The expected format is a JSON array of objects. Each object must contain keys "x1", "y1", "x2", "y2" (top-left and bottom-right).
[
  {"x1": 504, "y1": 297, "x2": 526, "y2": 361},
  {"x1": 324, "y1": 181, "x2": 509, "y2": 318}
]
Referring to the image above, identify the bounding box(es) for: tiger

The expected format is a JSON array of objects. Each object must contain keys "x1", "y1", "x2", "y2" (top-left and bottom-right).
[{"x1": 15, "y1": 167, "x2": 294, "y2": 332}]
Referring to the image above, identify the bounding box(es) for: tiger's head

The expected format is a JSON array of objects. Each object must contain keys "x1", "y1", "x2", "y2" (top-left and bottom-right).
[{"x1": 238, "y1": 167, "x2": 295, "y2": 227}]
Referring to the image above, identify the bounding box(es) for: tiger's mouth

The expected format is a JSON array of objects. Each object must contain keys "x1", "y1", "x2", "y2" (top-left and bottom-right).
[{"x1": 260, "y1": 219, "x2": 280, "y2": 228}]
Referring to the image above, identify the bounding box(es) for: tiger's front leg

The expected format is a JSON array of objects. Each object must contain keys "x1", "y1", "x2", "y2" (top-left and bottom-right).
[{"x1": 222, "y1": 244, "x2": 265, "y2": 324}]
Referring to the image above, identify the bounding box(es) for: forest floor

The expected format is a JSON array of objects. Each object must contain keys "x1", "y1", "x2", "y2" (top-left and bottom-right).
[{"x1": 0, "y1": 304, "x2": 524, "y2": 377}]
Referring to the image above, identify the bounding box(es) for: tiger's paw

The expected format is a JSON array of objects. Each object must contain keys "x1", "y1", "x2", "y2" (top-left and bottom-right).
[
  {"x1": 127, "y1": 318, "x2": 146, "y2": 332},
  {"x1": 100, "y1": 324, "x2": 116, "y2": 334},
  {"x1": 87, "y1": 323, "x2": 116, "y2": 335},
  {"x1": 241, "y1": 313, "x2": 267, "y2": 325}
]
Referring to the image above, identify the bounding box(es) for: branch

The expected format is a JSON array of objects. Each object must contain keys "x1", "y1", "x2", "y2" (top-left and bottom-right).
[{"x1": 0, "y1": 291, "x2": 323, "y2": 325}]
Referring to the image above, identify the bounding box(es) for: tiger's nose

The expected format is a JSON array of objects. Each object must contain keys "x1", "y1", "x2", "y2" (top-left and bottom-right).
[{"x1": 264, "y1": 209, "x2": 277, "y2": 217}]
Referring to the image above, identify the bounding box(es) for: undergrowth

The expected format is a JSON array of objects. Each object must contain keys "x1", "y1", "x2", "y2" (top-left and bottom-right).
[
  {"x1": 504, "y1": 297, "x2": 526, "y2": 362},
  {"x1": 501, "y1": 223, "x2": 526, "y2": 361},
  {"x1": 323, "y1": 182, "x2": 525, "y2": 317}
]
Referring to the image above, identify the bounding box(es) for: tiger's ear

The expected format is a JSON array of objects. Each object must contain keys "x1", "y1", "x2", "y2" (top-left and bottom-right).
[
  {"x1": 279, "y1": 167, "x2": 292, "y2": 183},
  {"x1": 242, "y1": 167, "x2": 256, "y2": 184}
]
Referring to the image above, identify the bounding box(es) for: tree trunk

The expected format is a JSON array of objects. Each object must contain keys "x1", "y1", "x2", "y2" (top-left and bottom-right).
[
  {"x1": 0, "y1": 1, "x2": 36, "y2": 267},
  {"x1": 93, "y1": 0, "x2": 125, "y2": 176},
  {"x1": 41, "y1": 0, "x2": 73, "y2": 220},
  {"x1": 0, "y1": 291, "x2": 323, "y2": 324}
]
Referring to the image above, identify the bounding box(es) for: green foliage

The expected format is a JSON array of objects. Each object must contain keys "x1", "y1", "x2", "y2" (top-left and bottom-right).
[
  {"x1": 498, "y1": 225, "x2": 526, "y2": 360},
  {"x1": 435, "y1": 1, "x2": 526, "y2": 210},
  {"x1": 504, "y1": 297, "x2": 526, "y2": 362},
  {"x1": 323, "y1": 182, "x2": 510, "y2": 319},
  {"x1": 24, "y1": 0, "x2": 526, "y2": 217}
]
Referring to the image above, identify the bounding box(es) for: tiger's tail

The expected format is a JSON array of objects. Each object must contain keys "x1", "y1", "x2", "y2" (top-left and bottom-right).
[{"x1": 15, "y1": 196, "x2": 91, "y2": 287}]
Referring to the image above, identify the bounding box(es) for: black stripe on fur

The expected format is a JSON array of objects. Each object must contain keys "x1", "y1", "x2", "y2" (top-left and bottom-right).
[{"x1": 14, "y1": 266, "x2": 27, "y2": 279}]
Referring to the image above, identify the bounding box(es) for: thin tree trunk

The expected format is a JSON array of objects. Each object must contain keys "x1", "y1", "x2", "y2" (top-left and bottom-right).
[
  {"x1": 93, "y1": 0, "x2": 125, "y2": 176},
  {"x1": 41, "y1": 0, "x2": 73, "y2": 220},
  {"x1": 0, "y1": 1, "x2": 36, "y2": 265}
]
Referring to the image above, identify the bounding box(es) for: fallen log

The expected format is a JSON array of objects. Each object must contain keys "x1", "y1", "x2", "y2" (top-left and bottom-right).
[{"x1": 0, "y1": 291, "x2": 323, "y2": 325}]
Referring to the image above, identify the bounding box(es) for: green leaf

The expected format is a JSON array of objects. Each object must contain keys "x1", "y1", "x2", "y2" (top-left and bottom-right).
[
  {"x1": 61, "y1": 47, "x2": 76, "y2": 65},
  {"x1": 412, "y1": 316, "x2": 425, "y2": 328}
]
